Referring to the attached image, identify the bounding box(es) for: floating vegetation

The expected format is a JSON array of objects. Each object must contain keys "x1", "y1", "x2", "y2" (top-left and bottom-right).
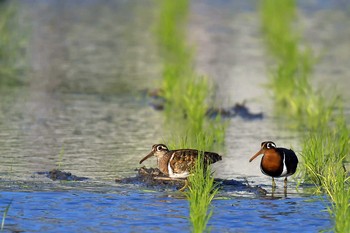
[{"x1": 260, "y1": 0, "x2": 350, "y2": 231}]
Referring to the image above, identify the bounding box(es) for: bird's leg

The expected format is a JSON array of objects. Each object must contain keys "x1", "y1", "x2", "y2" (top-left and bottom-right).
[
  {"x1": 153, "y1": 177, "x2": 174, "y2": 181},
  {"x1": 284, "y1": 177, "x2": 287, "y2": 188},
  {"x1": 179, "y1": 178, "x2": 189, "y2": 192},
  {"x1": 271, "y1": 177, "x2": 276, "y2": 194},
  {"x1": 283, "y1": 177, "x2": 288, "y2": 197},
  {"x1": 153, "y1": 177, "x2": 188, "y2": 192},
  {"x1": 272, "y1": 177, "x2": 276, "y2": 188}
]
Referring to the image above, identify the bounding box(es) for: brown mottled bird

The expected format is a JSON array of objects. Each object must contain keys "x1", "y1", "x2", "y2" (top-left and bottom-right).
[
  {"x1": 249, "y1": 141, "x2": 298, "y2": 188},
  {"x1": 139, "y1": 144, "x2": 222, "y2": 178}
]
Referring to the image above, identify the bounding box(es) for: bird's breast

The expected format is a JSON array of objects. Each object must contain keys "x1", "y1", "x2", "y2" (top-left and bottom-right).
[{"x1": 260, "y1": 151, "x2": 283, "y2": 177}]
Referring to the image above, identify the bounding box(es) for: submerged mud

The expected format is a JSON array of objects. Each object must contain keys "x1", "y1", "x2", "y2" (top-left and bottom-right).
[
  {"x1": 145, "y1": 89, "x2": 264, "y2": 120},
  {"x1": 37, "y1": 169, "x2": 89, "y2": 181},
  {"x1": 116, "y1": 166, "x2": 267, "y2": 196}
]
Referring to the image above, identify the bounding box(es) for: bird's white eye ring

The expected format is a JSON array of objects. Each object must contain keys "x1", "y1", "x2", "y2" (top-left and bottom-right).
[
  {"x1": 157, "y1": 145, "x2": 164, "y2": 151},
  {"x1": 267, "y1": 142, "x2": 276, "y2": 149}
]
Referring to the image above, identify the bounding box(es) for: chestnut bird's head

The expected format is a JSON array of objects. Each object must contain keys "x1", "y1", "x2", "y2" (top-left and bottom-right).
[{"x1": 249, "y1": 141, "x2": 276, "y2": 162}]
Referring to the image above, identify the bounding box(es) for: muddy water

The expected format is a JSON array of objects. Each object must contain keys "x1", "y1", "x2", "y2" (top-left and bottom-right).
[{"x1": 0, "y1": 0, "x2": 349, "y2": 232}]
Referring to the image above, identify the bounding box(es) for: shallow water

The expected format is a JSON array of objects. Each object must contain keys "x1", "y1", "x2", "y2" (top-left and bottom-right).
[
  {"x1": 1, "y1": 0, "x2": 350, "y2": 232},
  {"x1": 0, "y1": 189, "x2": 331, "y2": 233}
]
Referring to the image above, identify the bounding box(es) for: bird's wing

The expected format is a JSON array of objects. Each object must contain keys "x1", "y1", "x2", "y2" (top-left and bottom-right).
[{"x1": 169, "y1": 150, "x2": 197, "y2": 174}]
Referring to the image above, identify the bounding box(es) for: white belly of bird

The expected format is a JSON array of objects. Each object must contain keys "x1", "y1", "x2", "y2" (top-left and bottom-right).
[
  {"x1": 168, "y1": 153, "x2": 190, "y2": 178},
  {"x1": 279, "y1": 152, "x2": 288, "y2": 177}
]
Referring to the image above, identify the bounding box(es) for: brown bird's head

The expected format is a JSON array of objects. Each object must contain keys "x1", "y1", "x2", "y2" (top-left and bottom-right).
[
  {"x1": 249, "y1": 141, "x2": 276, "y2": 162},
  {"x1": 139, "y1": 144, "x2": 169, "y2": 164}
]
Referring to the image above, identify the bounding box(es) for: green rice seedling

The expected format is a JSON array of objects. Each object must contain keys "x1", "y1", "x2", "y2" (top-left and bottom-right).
[
  {"x1": 156, "y1": 0, "x2": 188, "y2": 54},
  {"x1": 313, "y1": 159, "x2": 350, "y2": 232},
  {"x1": 260, "y1": 1, "x2": 350, "y2": 231},
  {"x1": 166, "y1": 131, "x2": 222, "y2": 233},
  {"x1": 168, "y1": 113, "x2": 224, "y2": 233},
  {"x1": 1, "y1": 200, "x2": 12, "y2": 231},
  {"x1": 174, "y1": 134, "x2": 219, "y2": 233},
  {"x1": 259, "y1": 0, "x2": 297, "y2": 62},
  {"x1": 296, "y1": 92, "x2": 350, "y2": 233},
  {"x1": 330, "y1": 185, "x2": 350, "y2": 233},
  {"x1": 181, "y1": 77, "x2": 210, "y2": 133},
  {"x1": 300, "y1": 124, "x2": 348, "y2": 185},
  {"x1": 153, "y1": 0, "x2": 227, "y2": 231},
  {"x1": 187, "y1": 153, "x2": 217, "y2": 233},
  {"x1": 302, "y1": 138, "x2": 350, "y2": 232},
  {"x1": 265, "y1": 42, "x2": 316, "y2": 122},
  {"x1": 56, "y1": 145, "x2": 65, "y2": 170},
  {"x1": 154, "y1": 0, "x2": 192, "y2": 104},
  {"x1": 260, "y1": 0, "x2": 319, "y2": 124},
  {"x1": 0, "y1": 2, "x2": 26, "y2": 87}
]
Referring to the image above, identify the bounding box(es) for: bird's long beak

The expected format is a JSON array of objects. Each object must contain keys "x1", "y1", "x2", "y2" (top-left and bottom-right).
[
  {"x1": 249, "y1": 148, "x2": 264, "y2": 162},
  {"x1": 139, "y1": 151, "x2": 155, "y2": 164}
]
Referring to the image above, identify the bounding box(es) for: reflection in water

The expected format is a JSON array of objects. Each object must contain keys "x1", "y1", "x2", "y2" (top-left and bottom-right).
[{"x1": 210, "y1": 196, "x2": 330, "y2": 232}]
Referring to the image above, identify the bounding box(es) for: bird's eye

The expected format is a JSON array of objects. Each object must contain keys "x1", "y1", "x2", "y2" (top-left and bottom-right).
[
  {"x1": 157, "y1": 145, "x2": 164, "y2": 151},
  {"x1": 267, "y1": 142, "x2": 276, "y2": 149}
]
